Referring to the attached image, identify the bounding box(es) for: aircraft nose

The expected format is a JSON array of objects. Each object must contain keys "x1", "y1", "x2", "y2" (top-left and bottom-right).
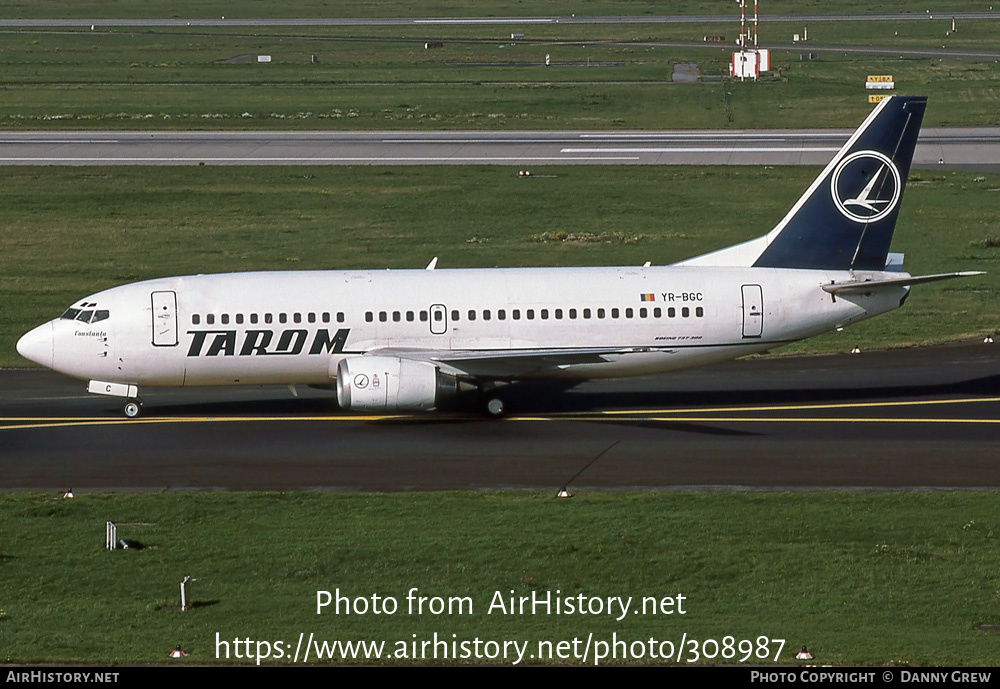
[{"x1": 16, "y1": 322, "x2": 54, "y2": 369}]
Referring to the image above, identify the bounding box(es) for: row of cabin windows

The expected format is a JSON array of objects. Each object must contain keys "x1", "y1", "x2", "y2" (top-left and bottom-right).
[
  {"x1": 364, "y1": 306, "x2": 705, "y2": 323},
  {"x1": 192, "y1": 306, "x2": 706, "y2": 327},
  {"x1": 191, "y1": 312, "x2": 346, "y2": 326}
]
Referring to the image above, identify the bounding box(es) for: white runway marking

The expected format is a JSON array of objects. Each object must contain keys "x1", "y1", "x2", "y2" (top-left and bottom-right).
[
  {"x1": 0, "y1": 156, "x2": 643, "y2": 163},
  {"x1": 0, "y1": 139, "x2": 121, "y2": 144},
  {"x1": 561, "y1": 147, "x2": 841, "y2": 153},
  {"x1": 413, "y1": 18, "x2": 555, "y2": 24},
  {"x1": 579, "y1": 133, "x2": 846, "y2": 139}
]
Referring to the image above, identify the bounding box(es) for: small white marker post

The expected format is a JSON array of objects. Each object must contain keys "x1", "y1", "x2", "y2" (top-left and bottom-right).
[
  {"x1": 106, "y1": 521, "x2": 117, "y2": 550},
  {"x1": 181, "y1": 576, "x2": 192, "y2": 612}
]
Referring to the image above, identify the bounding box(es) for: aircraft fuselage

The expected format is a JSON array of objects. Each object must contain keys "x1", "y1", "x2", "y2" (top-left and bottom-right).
[{"x1": 24, "y1": 265, "x2": 906, "y2": 389}]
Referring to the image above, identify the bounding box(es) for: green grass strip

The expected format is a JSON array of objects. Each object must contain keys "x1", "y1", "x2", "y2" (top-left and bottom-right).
[{"x1": 2, "y1": 491, "x2": 999, "y2": 665}]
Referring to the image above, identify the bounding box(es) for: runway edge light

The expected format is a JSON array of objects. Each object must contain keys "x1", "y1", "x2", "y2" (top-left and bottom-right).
[
  {"x1": 556, "y1": 486, "x2": 573, "y2": 498},
  {"x1": 169, "y1": 645, "x2": 188, "y2": 658},
  {"x1": 796, "y1": 646, "x2": 813, "y2": 660}
]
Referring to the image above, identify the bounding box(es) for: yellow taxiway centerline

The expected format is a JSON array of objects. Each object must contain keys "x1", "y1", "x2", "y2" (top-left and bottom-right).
[{"x1": 2, "y1": 396, "x2": 999, "y2": 431}]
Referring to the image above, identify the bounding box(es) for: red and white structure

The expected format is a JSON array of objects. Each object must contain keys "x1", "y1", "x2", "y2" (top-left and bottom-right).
[{"x1": 730, "y1": 0, "x2": 770, "y2": 81}]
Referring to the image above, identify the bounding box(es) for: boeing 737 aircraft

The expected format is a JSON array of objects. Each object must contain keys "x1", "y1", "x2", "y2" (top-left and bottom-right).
[{"x1": 17, "y1": 96, "x2": 980, "y2": 417}]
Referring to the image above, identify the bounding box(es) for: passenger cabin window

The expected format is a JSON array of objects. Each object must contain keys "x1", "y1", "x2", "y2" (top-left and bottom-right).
[{"x1": 192, "y1": 314, "x2": 200, "y2": 325}]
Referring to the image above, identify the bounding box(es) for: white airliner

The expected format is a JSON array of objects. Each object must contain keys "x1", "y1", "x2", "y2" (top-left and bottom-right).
[{"x1": 17, "y1": 96, "x2": 980, "y2": 417}]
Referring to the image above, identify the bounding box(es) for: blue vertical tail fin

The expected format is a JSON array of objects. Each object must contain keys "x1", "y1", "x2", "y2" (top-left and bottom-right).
[
  {"x1": 752, "y1": 95, "x2": 926, "y2": 270},
  {"x1": 676, "y1": 96, "x2": 927, "y2": 271}
]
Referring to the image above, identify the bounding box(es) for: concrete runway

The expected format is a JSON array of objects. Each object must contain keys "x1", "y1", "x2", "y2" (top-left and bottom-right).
[
  {"x1": 3, "y1": 341, "x2": 999, "y2": 492},
  {"x1": 3, "y1": 13, "x2": 999, "y2": 27},
  {"x1": 1, "y1": 128, "x2": 997, "y2": 169}
]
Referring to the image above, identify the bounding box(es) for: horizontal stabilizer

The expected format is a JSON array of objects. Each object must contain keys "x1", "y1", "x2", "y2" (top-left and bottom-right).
[{"x1": 822, "y1": 271, "x2": 984, "y2": 295}]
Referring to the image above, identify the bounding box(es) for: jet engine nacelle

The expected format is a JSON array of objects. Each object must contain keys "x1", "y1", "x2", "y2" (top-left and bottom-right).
[{"x1": 335, "y1": 356, "x2": 457, "y2": 411}]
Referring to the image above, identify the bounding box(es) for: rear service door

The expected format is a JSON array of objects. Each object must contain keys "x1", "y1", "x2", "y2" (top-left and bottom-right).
[{"x1": 741, "y1": 284, "x2": 763, "y2": 338}]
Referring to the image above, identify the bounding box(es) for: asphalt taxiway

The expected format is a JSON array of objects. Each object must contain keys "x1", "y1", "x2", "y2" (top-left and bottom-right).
[{"x1": 2, "y1": 341, "x2": 999, "y2": 492}]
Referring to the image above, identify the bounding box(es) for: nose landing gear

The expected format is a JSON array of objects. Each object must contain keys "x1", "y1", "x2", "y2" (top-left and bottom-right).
[{"x1": 123, "y1": 399, "x2": 144, "y2": 418}]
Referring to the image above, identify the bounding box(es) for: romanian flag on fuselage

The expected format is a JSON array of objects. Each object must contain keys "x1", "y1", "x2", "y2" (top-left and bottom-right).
[{"x1": 640, "y1": 293, "x2": 655, "y2": 302}]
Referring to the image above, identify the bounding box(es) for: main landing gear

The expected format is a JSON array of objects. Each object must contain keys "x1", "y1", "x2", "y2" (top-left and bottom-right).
[{"x1": 485, "y1": 397, "x2": 505, "y2": 417}]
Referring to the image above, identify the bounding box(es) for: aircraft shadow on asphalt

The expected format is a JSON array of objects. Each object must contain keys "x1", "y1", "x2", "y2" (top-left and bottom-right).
[
  {"x1": 113, "y1": 370, "x2": 1000, "y2": 421},
  {"x1": 495, "y1": 373, "x2": 1000, "y2": 414}
]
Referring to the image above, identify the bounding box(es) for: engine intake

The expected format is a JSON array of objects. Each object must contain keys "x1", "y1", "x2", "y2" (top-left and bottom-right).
[{"x1": 335, "y1": 356, "x2": 457, "y2": 411}]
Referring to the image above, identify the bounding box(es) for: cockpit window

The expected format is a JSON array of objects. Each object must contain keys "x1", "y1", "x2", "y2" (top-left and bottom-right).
[{"x1": 59, "y1": 307, "x2": 110, "y2": 324}]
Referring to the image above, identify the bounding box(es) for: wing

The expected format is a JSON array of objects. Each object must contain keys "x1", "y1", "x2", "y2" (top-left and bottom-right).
[{"x1": 363, "y1": 346, "x2": 674, "y2": 379}]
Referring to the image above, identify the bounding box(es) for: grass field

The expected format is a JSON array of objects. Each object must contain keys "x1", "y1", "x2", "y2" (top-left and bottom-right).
[
  {"x1": 2, "y1": 165, "x2": 998, "y2": 368},
  {"x1": 0, "y1": 8, "x2": 997, "y2": 130},
  {"x1": 2, "y1": 491, "x2": 999, "y2": 665}
]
